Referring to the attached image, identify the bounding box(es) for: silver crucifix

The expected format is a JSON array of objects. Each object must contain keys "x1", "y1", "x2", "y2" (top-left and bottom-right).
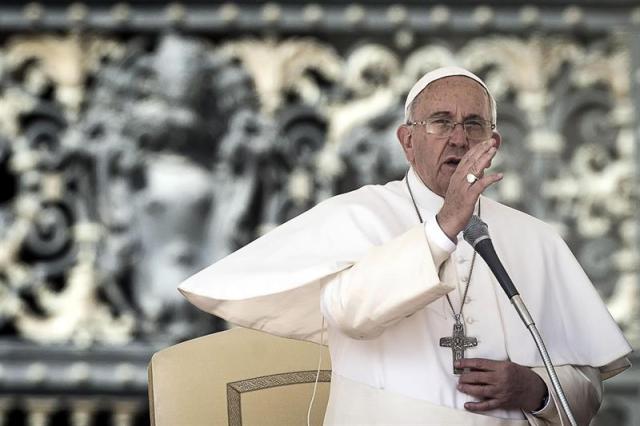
[{"x1": 439, "y1": 320, "x2": 478, "y2": 374}]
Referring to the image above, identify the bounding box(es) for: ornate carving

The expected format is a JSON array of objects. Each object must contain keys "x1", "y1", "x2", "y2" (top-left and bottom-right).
[
  {"x1": 0, "y1": 31, "x2": 637, "y2": 349},
  {"x1": 0, "y1": 3, "x2": 636, "y2": 425},
  {"x1": 222, "y1": 38, "x2": 341, "y2": 115}
]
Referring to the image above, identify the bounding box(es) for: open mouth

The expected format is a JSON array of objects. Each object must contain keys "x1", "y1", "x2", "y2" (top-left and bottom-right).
[{"x1": 443, "y1": 158, "x2": 461, "y2": 168}]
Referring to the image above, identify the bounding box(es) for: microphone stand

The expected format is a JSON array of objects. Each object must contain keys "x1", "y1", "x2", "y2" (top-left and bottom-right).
[
  {"x1": 464, "y1": 217, "x2": 578, "y2": 426},
  {"x1": 510, "y1": 295, "x2": 577, "y2": 426}
]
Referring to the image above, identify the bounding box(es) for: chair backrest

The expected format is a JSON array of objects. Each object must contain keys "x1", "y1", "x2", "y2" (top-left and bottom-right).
[{"x1": 148, "y1": 327, "x2": 331, "y2": 426}]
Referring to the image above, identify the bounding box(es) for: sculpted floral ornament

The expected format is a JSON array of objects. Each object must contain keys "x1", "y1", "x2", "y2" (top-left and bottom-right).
[{"x1": 0, "y1": 32, "x2": 636, "y2": 349}]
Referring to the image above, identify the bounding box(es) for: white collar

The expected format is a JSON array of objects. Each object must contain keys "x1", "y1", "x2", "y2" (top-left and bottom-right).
[{"x1": 405, "y1": 167, "x2": 445, "y2": 215}]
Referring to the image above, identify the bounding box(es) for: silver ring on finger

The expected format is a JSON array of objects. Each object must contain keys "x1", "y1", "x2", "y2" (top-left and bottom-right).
[{"x1": 466, "y1": 173, "x2": 479, "y2": 184}]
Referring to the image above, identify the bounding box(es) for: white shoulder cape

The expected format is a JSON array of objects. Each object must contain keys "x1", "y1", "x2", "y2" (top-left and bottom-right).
[{"x1": 179, "y1": 178, "x2": 632, "y2": 378}]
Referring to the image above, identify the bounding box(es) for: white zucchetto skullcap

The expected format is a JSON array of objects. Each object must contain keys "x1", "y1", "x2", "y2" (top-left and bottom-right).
[{"x1": 404, "y1": 66, "x2": 497, "y2": 125}]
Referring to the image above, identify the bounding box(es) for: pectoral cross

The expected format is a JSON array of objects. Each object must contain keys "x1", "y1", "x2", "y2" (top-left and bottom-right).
[{"x1": 439, "y1": 319, "x2": 477, "y2": 374}]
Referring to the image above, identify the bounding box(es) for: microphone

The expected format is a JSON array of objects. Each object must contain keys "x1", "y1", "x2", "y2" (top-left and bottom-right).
[
  {"x1": 463, "y1": 215, "x2": 519, "y2": 299},
  {"x1": 462, "y1": 215, "x2": 578, "y2": 425}
]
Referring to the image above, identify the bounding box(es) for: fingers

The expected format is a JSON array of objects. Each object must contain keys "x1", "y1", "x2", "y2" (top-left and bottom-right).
[
  {"x1": 458, "y1": 379, "x2": 504, "y2": 413},
  {"x1": 460, "y1": 139, "x2": 498, "y2": 174},
  {"x1": 457, "y1": 370, "x2": 505, "y2": 413},
  {"x1": 458, "y1": 371, "x2": 493, "y2": 385},
  {"x1": 450, "y1": 139, "x2": 500, "y2": 197},
  {"x1": 438, "y1": 138, "x2": 501, "y2": 239},
  {"x1": 464, "y1": 399, "x2": 503, "y2": 412},
  {"x1": 472, "y1": 172, "x2": 503, "y2": 195},
  {"x1": 474, "y1": 145, "x2": 497, "y2": 176},
  {"x1": 468, "y1": 145, "x2": 497, "y2": 175},
  {"x1": 456, "y1": 139, "x2": 498, "y2": 184},
  {"x1": 457, "y1": 383, "x2": 495, "y2": 398},
  {"x1": 457, "y1": 359, "x2": 544, "y2": 412},
  {"x1": 455, "y1": 358, "x2": 501, "y2": 371}
]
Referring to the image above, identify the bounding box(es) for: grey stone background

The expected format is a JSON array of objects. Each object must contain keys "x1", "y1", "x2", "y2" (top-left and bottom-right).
[{"x1": 0, "y1": 1, "x2": 637, "y2": 424}]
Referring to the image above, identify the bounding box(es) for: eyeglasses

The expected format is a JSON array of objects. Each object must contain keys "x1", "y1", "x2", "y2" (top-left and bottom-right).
[{"x1": 408, "y1": 117, "x2": 495, "y2": 141}]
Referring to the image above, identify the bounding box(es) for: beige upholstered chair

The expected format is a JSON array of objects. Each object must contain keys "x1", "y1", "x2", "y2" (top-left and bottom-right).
[{"x1": 148, "y1": 327, "x2": 332, "y2": 425}]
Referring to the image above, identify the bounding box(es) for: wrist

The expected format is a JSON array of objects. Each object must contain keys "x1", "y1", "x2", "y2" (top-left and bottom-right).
[{"x1": 435, "y1": 213, "x2": 459, "y2": 243}]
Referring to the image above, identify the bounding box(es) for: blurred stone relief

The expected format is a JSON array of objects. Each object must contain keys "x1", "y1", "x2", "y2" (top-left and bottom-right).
[{"x1": 0, "y1": 2, "x2": 638, "y2": 425}]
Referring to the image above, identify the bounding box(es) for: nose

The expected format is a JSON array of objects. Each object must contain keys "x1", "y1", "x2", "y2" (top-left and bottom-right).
[{"x1": 448, "y1": 122, "x2": 468, "y2": 147}]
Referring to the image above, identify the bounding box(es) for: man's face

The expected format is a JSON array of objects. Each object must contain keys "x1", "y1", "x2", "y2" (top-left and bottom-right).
[{"x1": 397, "y1": 76, "x2": 499, "y2": 197}]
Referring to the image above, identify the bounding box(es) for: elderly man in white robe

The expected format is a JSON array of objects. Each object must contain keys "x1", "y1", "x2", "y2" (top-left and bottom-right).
[{"x1": 179, "y1": 67, "x2": 632, "y2": 425}]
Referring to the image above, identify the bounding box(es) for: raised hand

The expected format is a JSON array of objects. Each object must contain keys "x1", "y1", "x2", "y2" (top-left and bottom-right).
[{"x1": 436, "y1": 138, "x2": 502, "y2": 242}]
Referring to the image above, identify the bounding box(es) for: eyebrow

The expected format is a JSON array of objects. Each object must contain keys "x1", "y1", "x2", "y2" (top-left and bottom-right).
[{"x1": 428, "y1": 111, "x2": 487, "y2": 120}]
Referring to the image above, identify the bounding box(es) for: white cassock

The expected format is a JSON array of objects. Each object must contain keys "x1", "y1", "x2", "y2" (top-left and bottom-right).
[{"x1": 179, "y1": 167, "x2": 632, "y2": 425}]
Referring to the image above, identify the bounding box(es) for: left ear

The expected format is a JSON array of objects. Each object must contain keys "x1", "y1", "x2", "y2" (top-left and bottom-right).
[{"x1": 491, "y1": 130, "x2": 502, "y2": 150}]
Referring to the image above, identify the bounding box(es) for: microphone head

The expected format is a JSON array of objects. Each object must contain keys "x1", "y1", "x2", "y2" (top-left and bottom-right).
[{"x1": 463, "y1": 215, "x2": 490, "y2": 248}]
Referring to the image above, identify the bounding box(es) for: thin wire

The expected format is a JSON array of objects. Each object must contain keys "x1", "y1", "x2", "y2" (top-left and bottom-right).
[{"x1": 307, "y1": 317, "x2": 325, "y2": 426}]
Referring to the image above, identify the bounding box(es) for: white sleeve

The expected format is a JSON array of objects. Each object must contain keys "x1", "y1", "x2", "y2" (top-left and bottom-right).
[
  {"x1": 321, "y1": 224, "x2": 457, "y2": 340},
  {"x1": 524, "y1": 365, "x2": 602, "y2": 425},
  {"x1": 424, "y1": 214, "x2": 457, "y2": 253}
]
